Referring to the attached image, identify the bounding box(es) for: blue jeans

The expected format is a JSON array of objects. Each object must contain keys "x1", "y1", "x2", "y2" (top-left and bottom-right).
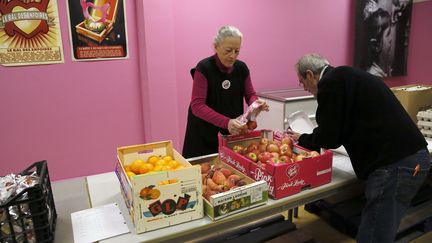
[{"x1": 356, "y1": 148, "x2": 431, "y2": 243}]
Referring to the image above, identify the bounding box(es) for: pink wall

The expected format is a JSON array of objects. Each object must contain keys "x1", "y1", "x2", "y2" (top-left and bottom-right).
[
  {"x1": 1, "y1": 0, "x2": 431, "y2": 180},
  {"x1": 0, "y1": 0, "x2": 145, "y2": 180},
  {"x1": 405, "y1": 1, "x2": 432, "y2": 85}
]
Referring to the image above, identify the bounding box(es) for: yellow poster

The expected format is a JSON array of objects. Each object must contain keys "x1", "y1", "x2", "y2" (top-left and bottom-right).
[{"x1": 0, "y1": 0, "x2": 64, "y2": 66}]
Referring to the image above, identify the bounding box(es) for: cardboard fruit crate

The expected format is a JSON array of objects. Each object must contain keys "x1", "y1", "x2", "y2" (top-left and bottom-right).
[
  {"x1": 219, "y1": 130, "x2": 333, "y2": 199},
  {"x1": 188, "y1": 155, "x2": 268, "y2": 220},
  {"x1": 115, "y1": 141, "x2": 203, "y2": 234}
]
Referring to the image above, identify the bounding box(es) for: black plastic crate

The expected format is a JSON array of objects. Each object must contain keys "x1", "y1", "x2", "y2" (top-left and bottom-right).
[{"x1": 0, "y1": 161, "x2": 57, "y2": 243}]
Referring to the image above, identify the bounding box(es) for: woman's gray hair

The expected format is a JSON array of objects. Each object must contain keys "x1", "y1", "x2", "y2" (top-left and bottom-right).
[
  {"x1": 214, "y1": 26, "x2": 243, "y2": 46},
  {"x1": 295, "y1": 53, "x2": 330, "y2": 77}
]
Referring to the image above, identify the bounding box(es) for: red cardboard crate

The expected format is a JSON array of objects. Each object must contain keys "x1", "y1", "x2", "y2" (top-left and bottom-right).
[{"x1": 218, "y1": 130, "x2": 333, "y2": 199}]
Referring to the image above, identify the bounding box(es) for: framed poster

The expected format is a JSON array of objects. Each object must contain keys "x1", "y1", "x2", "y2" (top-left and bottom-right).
[
  {"x1": 66, "y1": 0, "x2": 128, "y2": 61},
  {"x1": 353, "y1": 0, "x2": 413, "y2": 78},
  {"x1": 0, "y1": 0, "x2": 64, "y2": 66}
]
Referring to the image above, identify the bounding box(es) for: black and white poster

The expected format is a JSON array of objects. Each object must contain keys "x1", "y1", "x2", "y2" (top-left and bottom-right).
[{"x1": 354, "y1": 0, "x2": 413, "y2": 78}]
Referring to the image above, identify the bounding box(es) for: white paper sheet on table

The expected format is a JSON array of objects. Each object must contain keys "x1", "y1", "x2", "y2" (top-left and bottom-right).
[
  {"x1": 332, "y1": 153, "x2": 355, "y2": 175},
  {"x1": 71, "y1": 203, "x2": 129, "y2": 243},
  {"x1": 287, "y1": 111, "x2": 349, "y2": 156}
]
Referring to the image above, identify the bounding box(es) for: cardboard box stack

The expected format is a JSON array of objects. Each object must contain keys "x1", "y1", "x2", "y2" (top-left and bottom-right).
[{"x1": 391, "y1": 85, "x2": 432, "y2": 123}]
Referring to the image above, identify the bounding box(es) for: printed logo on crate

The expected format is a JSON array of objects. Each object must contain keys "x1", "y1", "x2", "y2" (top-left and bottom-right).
[
  {"x1": 138, "y1": 185, "x2": 197, "y2": 217},
  {"x1": 249, "y1": 164, "x2": 275, "y2": 197},
  {"x1": 286, "y1": 163, "x2": 299, "y2": 180},
  {"x1": 278, "y1": 163, "x2": 307, "y2": 191},
  {"x1": 219, "y1": 149, "x2": 248, "y2": 175}
]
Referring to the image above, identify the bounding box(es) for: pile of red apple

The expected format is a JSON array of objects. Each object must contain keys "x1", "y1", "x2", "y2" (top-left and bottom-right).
[
  {"x1": 231, "y1": 137, "x2": 320, "y2": 167},
  {"x1": 200, "y1": 162, "x2": 248, "y2": 201}
]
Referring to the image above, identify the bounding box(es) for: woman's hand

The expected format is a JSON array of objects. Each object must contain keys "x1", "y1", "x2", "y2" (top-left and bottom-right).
[
  {"x1": 255, "y1": 99, "x2": 269, "y2": 112},
  {"x1": 228, "y1": 118, "x2": 247, "y2": 135}
]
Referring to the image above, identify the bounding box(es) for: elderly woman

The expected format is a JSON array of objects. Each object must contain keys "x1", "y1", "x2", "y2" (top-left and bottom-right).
[{"x1": 182, "y1": 25, "x2": 268, "y2": 159}]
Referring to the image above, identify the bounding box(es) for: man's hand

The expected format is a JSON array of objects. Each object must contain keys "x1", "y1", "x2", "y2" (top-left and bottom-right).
[{"x1": 286, "y1": 129, "x2": 301, "y2": 142}]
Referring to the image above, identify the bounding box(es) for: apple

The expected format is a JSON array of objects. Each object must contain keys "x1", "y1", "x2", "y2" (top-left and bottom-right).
[
  {"x1": 251, "y1": 149, "x2": 260, "y2": 156},
  {"x1": 267, "y1": 157, "x2": 280, "y2": 164},
  {"x1": 272, "y1": 140, "x2": 282, "y2": 147},
  {"x1": 281, "y1": 137, "x2": 294, "y2": 148},
  {"x1": 232, "y1": 145, "x2": 245, "y2": 154},
  {"x1": 279, "y1": 144, "x2": 293, "y2": 157},
  {"x1": 258, "y1": 151, "x2": 272, "y2": 163},
  {"x1": 266, "y1": 143, "x2": 280, "y2": 153},
  {"x1": 294, "y1": 154, "x2": 305, "y2": 162},
  {"x1": 270, "y1": 152, "x2": 280, "y2": 159},
  {"x1": 247, "y1": 152, "x2": 258, "y2": 162},
  {"x1": 246, "y1": 142, "x2": 259, "y2": 153},
  {"x1": 279, "y1": 155, "x2": 291, "y2": 163},
  {"x1": 310, "y1": 151, "x2": 320, "y2": 157},
  {"x1": 260, "y1": 138, "x2": 269, "y2": 146},
  {"x1": 258, "y1": 143, "x2": 267, "y2": 153},
  {"x1": 247, "y1": 120, "x2": 257, "y2": 130}
]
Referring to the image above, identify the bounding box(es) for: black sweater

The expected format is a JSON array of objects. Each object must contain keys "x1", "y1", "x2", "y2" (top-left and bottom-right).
[{"x1": 299, "y1": 66, "x2": 427, "y2": 180}]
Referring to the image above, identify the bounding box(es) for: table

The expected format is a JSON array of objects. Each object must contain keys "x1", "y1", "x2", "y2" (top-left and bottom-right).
[
  {"x1": 85, "y1": 168, "x2": 357, "y2": 242},
  {"x1": 52, "y1": 177, "x2": 90, "y2": 243},
  {"x1": 52, "y1": 143, "x2": 432, "y2": 242}
]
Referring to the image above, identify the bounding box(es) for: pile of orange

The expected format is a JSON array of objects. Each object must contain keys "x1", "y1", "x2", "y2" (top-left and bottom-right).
[{"x1": 124, "y1": 155, "x2": 185, "y2": 179}]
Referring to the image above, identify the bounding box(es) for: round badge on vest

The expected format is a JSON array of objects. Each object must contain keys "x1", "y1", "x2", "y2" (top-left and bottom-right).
[{"x1": 222, "y1": 80, "x2": 231, "y2": 89}]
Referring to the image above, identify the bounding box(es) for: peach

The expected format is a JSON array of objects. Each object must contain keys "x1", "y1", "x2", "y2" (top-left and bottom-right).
[
  {"x1": 212, "y1": 170, "x2": 226, "y2": 185},
  {"x1": 200, "y1": 162, "x2": 211, "y2": 174},
  {"x1": 220, "y1": 168, "x2": 233, "y2": 177},
  {"x1": 227, "y1": 174, "x2": 241, "y2": 184}
]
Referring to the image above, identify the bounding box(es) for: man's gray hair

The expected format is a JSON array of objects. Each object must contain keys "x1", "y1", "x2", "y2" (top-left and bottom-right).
[
  {"x1": 214, "y1": 26, "x2": 243, "y2": 46},
  {"x1": 296, "y1": 53, "x2": 330, "y2": 77}
]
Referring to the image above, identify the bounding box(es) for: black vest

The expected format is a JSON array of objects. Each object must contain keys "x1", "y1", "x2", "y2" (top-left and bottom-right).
[{"x1": 182, "y1": 56, "x2": 249, "y2": 158}]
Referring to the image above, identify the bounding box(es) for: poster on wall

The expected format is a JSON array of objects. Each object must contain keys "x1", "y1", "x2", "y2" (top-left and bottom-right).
[
  {"x1": 0, "y1": 0, "x2": 64, "y2": 66},
  {"x1": 353, "y1": 0, "x2": 413, "y2": 78},
  {"x1": 66, "y1": 0, "x2": 128, "y2": 61}
]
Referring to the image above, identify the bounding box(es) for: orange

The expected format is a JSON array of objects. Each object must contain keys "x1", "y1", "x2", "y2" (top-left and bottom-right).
[
  {"x1": 124, "y1": 165, "x2": 131, "y2": 172},
  {"x1": 130, "y1": 160, "x2": 145, "y2": 174},
  {"x1": 139, "y1": 163, "x2": 154, "y2": 174},
  {"x1": 175, "y1": 165, "x2": 185, "y2": 170},
  {"x1": 155, "y1": 159, "x2": 166, "y2": 167},
  {"x1": 147, "y1": 155, "x2": 160, "y2": 164},
  {"x1": 168, "y1": 160, "x2": 179, "y2": 168},
  {"x1": 153, "y1": 165, "x2": 163, "y2": 171},
  {"x1": 162, "y1": 155, "x2": 173, "y2": 162},
  {"x1": 161, "y1": 165, "x2": 173, "y2": 171},
  {"x1": 126, "y1": 171, "x2": 136, "y2": 180}
]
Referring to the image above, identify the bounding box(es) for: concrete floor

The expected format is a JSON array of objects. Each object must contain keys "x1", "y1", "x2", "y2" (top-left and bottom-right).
[{"x1": 279, "y1": 206, "x2": 432, "y2": 243}]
